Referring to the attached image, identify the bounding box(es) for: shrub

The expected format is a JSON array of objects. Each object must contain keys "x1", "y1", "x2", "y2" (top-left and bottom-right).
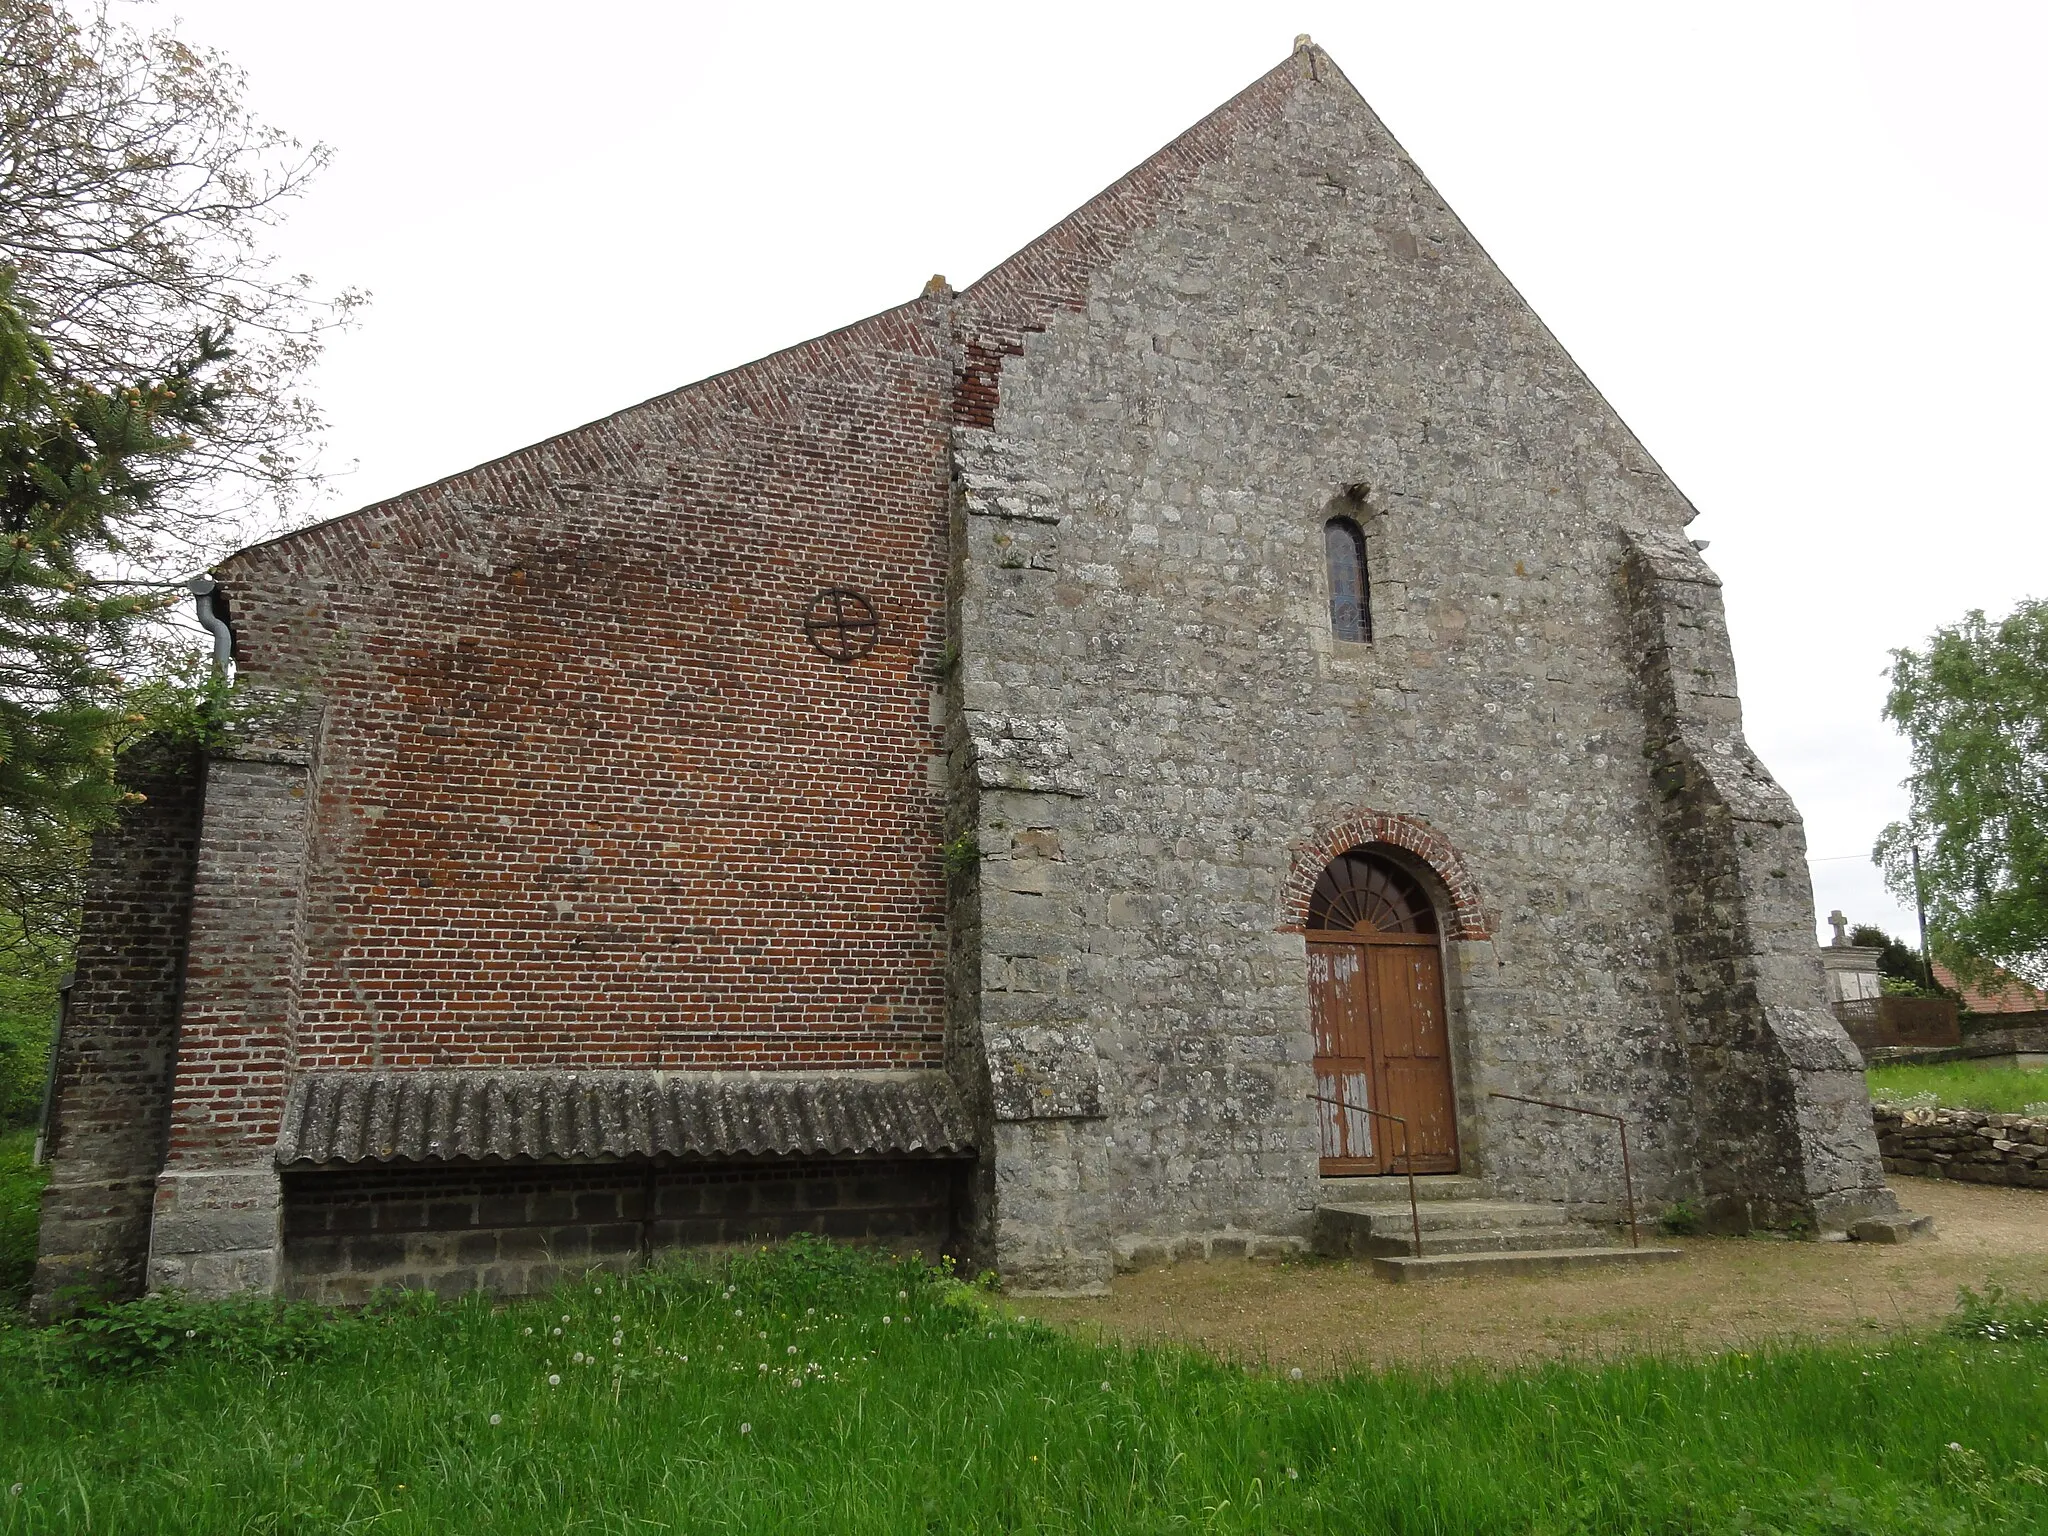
[
  {"x1": 1656, "y1": 1200, "x2": 1701, "y2": 1236},
  {"x1": 1948, "y1": 1285, "x2": 2048, "y2": 1343},
  {"x1": 3, "y1": 1289, "x2": 361, "y2": 1383}
]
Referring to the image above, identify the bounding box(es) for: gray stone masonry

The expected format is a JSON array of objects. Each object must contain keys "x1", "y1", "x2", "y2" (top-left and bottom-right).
[
  {"x1": 1623, "y1": 527, "x2": 1894, "y2": 1233},
  {"x1": 1873, "y1": 1105, "x2": 2048, "y2": 1190},
  {"x1": 946, "y1": 43, "x2": 1891, "y2": 1288}
]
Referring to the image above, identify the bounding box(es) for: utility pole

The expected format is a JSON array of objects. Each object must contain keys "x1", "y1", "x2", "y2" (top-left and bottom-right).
[{"x1": 1911, "y1": 842, "x2": 1934, "y2": 990}]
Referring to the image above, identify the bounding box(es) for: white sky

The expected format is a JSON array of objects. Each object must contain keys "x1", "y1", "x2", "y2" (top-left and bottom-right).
[{"x1": 152, "y1": 0, "x2": 2046, "y2": 948}]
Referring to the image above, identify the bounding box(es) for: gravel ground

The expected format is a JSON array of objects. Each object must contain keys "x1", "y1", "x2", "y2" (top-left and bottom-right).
[{"x1": 1015, "y1": 1178, "x2": 2048, "y2": 1376}]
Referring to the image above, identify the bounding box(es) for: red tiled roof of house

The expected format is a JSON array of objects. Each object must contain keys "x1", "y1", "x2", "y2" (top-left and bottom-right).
[{"x1": 1931, "y1": 958, "x2": 2047, "y2": 1014}]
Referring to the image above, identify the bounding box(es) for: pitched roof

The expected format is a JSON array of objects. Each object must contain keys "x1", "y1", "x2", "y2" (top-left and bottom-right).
[
  {"x1": 277, "y1": 1069, "x2": 975, "y2": 1166},
  {"x1": 1932, "y1": 959, "x2": 2048, "y2": 1015}
]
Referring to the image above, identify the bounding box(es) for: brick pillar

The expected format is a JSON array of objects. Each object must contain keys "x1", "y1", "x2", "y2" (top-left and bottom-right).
[
  {"x1": 31, "y1": 747, "x2": 204, "y2": 1315},
  {"x1": 147, "y1": 697, "x2": 323, "y2": 1296}
]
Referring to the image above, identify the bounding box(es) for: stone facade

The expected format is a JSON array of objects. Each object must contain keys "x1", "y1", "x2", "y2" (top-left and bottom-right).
[{"x1": 36, "y1": 40, "x2": 1893, "y2": 1308}]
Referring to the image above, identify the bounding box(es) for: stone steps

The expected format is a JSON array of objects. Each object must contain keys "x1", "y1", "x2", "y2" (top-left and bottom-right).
[
  {"x1": 1319, "y1": 1174, "x2": 1489, "y2": 1201},
  {"x1": 1368, "y1": 1246, "x2": 1684, "y2": 1283},
  {"x1": 1314, "y1": 1188, "x2": 1682, "y2": 1278}
]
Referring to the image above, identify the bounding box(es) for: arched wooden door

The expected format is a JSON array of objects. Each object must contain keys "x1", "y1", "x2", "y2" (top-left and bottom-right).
[{"x1": 1308, "y1": 849, "x2": 1459, "y2": 1176}]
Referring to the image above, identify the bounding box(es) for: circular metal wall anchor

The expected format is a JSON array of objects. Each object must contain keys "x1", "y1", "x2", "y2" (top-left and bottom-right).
[{"x1": 803, "y1": 587, "x2": 879, "y2": 661}]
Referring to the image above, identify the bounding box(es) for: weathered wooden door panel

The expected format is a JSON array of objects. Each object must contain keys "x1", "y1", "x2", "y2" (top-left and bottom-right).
[
  {"x1": 1366, "y1": 943, "x2": 1457, "y2": 1172},
  {"x1": 1310, "y1": 934, "x2": 1459, "y2": 1176},
  {"x1": 1309, "y1": 942, "x2": 1378, "y2": 1171}
]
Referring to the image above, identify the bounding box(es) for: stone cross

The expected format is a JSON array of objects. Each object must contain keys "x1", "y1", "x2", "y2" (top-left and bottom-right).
[{"x1": 1828, "y1": 910, "x2": 1849, "y2": 947}]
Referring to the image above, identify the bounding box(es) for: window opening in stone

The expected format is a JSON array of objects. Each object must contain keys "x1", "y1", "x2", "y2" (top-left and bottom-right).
[
  {"x1": 1308, "y1": 848, "x2": 1436, "y2": 934},
  {"x1": 1325, "y1": 517, "x2": 1371, "y2": 642}
]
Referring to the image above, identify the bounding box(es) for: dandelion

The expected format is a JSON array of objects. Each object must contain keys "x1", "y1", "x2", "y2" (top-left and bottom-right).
[
  {"x1": 185, "y1": 1329, "x2": 197, "y2": 1339},
  {"x1": 593, "y1": 1287, "x2": 602, "y2": 1296},
  {"x1": 806, "y1": 1307, "x2": 816, "y2": 1316},
  {"x1": 787, "y1": 1345, "x2": 799, "y2": 1355},
  {"x1": 740, "y1": 1423, "x2": 752, "y2": 1435},
  {"x1": 1287, "y1": 1467, "x2": 1299, "y2": 1481},
  {"x1": 562, "y1": 1315, "x2": 571, "y2": 1324},
  {"x1": 613, "y1": 1332, "x2": 624, "y2": 1346},
  {"x1": 1289, "y1": 1368, "x2": 1304, "y2": 1381},
  {"x1": 551, "y1": 1327, "x2": 562, "y2": 1338},
  {"x1": 489, "y1": 1413, "x2": 502, "y2": 1427},
  {"x1": 573, "y1": 1351, "x2": 586, "y2": 1364},
  {"x1": 522, "y1": 1327, "x2": 533, "y2": 1336},
  {"x1": 898, "y1": 1290, "x2": 908, "y2": 1301},
  {"x1": 612, "y1": 1315, "x2": 621, "y2": 1324},
  {"x1": 759, "y1": 1363, "x2": 769, "y2": 1373},
  {"x1": 1949, "y1": 1442, "x2": 1965, "y2": 1452},
  {"x1": 547, "y1": 1374, "x2": 561, "y2": 1387},
  {"x1": 1100, "y1": 1381, "x2": 1111, "y2": 1391},
  {"x1": 8, "y1": 1484, "x2": 21, "y2": 1498},
  {"x1": 735, "y1": 1309, "x2": 744, "y2": 1318},
  {"x1": 882, "y1": 1316, "x2": 892, "y2": 1326}
]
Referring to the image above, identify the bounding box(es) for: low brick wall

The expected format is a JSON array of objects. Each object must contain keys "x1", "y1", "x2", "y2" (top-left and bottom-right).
[
  {"x1": 1873, "y1": 1105, "x2": 2048, "y2": 1189},
  {"x1": 282, "y1": 1156, "x2": 970, "y2": 1305}
]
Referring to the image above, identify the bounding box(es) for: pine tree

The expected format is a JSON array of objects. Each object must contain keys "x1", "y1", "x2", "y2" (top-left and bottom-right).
[{"x1": 0, "y1": 265, "x2": 221, "y2": 945}]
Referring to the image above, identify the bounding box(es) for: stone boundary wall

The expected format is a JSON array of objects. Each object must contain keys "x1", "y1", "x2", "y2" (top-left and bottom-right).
[
  {"x1": 1873, "y1": 1105, "x2": 2048, "y2": 1189},
  {"x1": 1865, "y1": 1025, "x2": 2048, "y2": 1067}
]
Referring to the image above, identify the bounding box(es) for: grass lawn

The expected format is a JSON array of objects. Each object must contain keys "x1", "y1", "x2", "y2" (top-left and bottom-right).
[
  {"x1": 0, "y1": 1127, "x2": 46, "y2": 1313},
  {"x1": 1, "y1": 1239, "x2": 2045, "y2": 1535},
  {"x1": 1867, "y1": 1061, "x2": 2048, "y2": 1114}
]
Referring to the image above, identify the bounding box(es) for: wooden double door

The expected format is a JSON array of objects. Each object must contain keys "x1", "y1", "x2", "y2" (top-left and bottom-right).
[{"x1": 1309, "y1": 932, "x2": 1460, "y2": 1175}]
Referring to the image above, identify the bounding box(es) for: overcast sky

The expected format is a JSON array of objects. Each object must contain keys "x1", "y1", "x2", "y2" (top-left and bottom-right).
[{"x1": 153, "y1": 0, "x2": 2045, "y2": 947}]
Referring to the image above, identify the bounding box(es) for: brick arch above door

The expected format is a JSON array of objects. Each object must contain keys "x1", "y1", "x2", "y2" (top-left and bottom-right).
[{"x1": 1282, "y1": 811, "x2": 1492, "y2": 940}]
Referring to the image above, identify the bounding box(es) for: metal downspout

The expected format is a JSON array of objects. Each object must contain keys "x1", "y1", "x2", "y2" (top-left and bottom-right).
[{"x1": 186, "y1": 575, "x2": 233, "y2": 675}]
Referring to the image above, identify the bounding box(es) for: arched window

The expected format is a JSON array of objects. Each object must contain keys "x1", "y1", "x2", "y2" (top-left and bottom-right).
[
  {"x1": 1325, "y1": 517, "x2": 1371, "y2": 643},
  {"x1": 1308, "y1": 848, "x2": 1436, "y2": 934}
]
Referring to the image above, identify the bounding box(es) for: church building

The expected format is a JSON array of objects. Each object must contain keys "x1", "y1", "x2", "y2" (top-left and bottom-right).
[{"x1": 35, "y1": 40, "x2": 1896, "y2": 1308}]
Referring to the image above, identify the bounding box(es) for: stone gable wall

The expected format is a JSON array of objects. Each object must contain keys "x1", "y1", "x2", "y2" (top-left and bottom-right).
[{"x1": 946, "y1": 45, "x2": 1886, "y2": 1287}]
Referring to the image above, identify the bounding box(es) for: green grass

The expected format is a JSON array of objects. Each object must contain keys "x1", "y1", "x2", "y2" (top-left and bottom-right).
[
  {"x1": 1868, "y1": 1061, "x2": 2048, "y2": 1114},
  {"x1": 0, "y1": 1127, "x2": 47, "y2": 1313},
  {"x1": 2, "y1": 1243, "x2": 2045, "y2": 1534}
]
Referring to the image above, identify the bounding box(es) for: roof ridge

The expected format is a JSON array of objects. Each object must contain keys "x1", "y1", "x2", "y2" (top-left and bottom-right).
[
  {"x1": 958, "y1": 43, "x2": 1319, "y2": 338},
  {"x1": 223, "y1": 295, "x2": 945, "y2": 569}
]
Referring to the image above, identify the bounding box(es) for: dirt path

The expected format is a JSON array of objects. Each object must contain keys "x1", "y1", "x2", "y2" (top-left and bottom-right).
[{"x1": 1016, "y1": 1178, "x2": 2048, "y2": 1375}]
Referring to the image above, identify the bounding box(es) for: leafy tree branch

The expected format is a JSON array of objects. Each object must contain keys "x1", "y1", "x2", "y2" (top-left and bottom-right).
[{"x1": 1876, "y1": 598, "x2": 2048, "y2": 991}]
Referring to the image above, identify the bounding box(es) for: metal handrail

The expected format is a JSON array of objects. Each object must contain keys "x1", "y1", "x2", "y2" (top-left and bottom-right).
[
  {"x1": 1488, "y1": 1091, "x2": 1639, "y2": 1247},
  {"x1": 1307, "y1": 1092, "x2": 1421, "y2": 1257}
]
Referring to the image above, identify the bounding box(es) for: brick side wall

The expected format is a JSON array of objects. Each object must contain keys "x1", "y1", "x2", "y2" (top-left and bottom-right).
[
  {"x1": 32, "y1": 749, "x2": 203, "y2": 1313},
  {"x1": 281, "y1": 1157, "x2": 969, "y2": 1303},
  {"x1": 206, "y1": 303, "x2": 955, "y2": 1075}
]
